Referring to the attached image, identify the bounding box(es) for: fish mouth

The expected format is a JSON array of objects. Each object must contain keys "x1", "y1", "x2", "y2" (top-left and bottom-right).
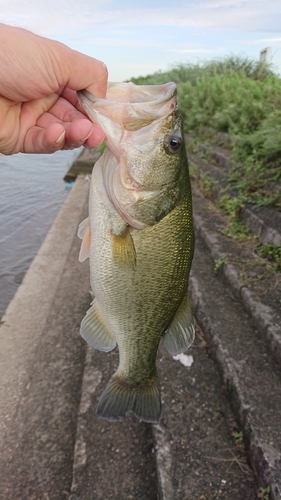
[
  {"x1": 78, "y1": 82, "x2": 177, "y2": 133},
  {"x1": 78, "y1": 82, "x2": 182, "y2": 229},
  {"x1": 79, "y1": 81, "x2": 176, "y2": 105}
]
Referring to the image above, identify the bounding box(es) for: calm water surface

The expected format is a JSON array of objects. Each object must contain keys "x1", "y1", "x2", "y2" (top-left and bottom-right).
[{"x1": 0, "y1": 149, "x2": 81, "y2": 318}]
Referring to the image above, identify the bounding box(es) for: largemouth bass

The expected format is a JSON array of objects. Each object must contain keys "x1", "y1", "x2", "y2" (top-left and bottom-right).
[{"x1": 77, "y1": 82, "x2": 194, "y2": 423}]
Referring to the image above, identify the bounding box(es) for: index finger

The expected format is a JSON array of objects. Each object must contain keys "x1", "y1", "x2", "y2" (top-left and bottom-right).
[{"x1": 62, "y1": 47, "x2": 108, "y2": 98}]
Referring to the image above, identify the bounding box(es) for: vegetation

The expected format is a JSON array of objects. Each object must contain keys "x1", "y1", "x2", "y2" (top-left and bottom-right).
[
  {"x1": 129, "y1": 56, "x2": 281, "y2": 207},
  {"x1": 256, "y1": 243, "x2": 281, "y2": 272},
  {"x1": 258, "y1": 486, "x2": 271, "y2": 500}
]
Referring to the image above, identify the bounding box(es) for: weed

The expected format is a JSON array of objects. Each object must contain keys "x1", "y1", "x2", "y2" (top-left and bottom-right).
[
  {"x1": 219, "y1": 193, "x2": 244, "y2": 218},
  {"x1": 219, "y1": 194, "x2": 253, "y2": 241},
  {"x1": 258, "y1": 486, "x2": 271, "y2": 500},
  {"x1": 130, "y1": 55, "x2": 281, "y2": 207},
  {"x1": 218, "y1": 194, "x2": 253, "y2": 241},
  {"x1": 232, "y1": 430, "x2": 243, "y2": 444},
  {"x1": 256, "y1": 243, "x2": 281, "y2": 272},
  {"x1": 199, "y1": 150, "x2": 208, "y2": 159},
  {"x1": 198, "y1": 173, "x2": 217, "y2": 199},
  {"x1": 187, "y1": 138, "x2": 199, "y2": 153},
  {"x1": 214, "y1": 259, "x2": 226, "y2": 272},
  {"x1": 187, "y1": 162, "x2": 197, "y2": 179},
  {"x1": 239, "y1": 273, "x2": 257, "y2": 288},
  {"x1": 219, "y1": 223, "x2": 252, "y2": 242}
]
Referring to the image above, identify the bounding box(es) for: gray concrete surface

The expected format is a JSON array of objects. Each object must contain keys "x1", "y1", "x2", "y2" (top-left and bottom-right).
[
  {"x1": 0, "y1": 176, "x2": 91, "y2": 499},
  {"x1": 192, "y1": 187, "x2": 281, "y2": 367},
  {"x1": 69, "y1": 348, "x2": 157, "y2": 500},
  {"x1": 190, "y1": 233, "x2": 281, "y2": 499}
]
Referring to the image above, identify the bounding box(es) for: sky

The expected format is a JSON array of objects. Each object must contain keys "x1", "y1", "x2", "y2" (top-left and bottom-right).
[{"x1": 0, "y1": 0, "x2": 280, "y2": 82}]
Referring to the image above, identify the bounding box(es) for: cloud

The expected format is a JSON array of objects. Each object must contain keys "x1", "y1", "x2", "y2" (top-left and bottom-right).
[
  {"x1": 2, "y1": 0, "x2": 280, "y2": 80},
  {"x1": 250, "y1": 37, "x2": 281, "y2": 44},
  {"x1": 76, "y1": 37, "x2": 164, "y2": 49},
  {"x1": 168, "y1": 48, "x2": 218, "y2": 54},
  {"x1": 0, "y1": 0, "x2": 280, "y2": 36}
]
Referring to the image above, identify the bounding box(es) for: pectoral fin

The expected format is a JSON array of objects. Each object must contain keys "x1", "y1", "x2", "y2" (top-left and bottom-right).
[
  {"x1": 111, "y1": 228, "x2": 136, "y2": 266},
  {"x1": 80, "y1": 299, "x2": 116, "y2": 352},
  {"x1": 78, "y1": 217, "x2": 91, "y2": 262},
  {"x1": 163, "y1": 293, "x2": 195, "y2": 356}
]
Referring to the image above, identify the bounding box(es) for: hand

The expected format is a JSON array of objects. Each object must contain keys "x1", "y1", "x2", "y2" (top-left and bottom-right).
[{"x1": 0, "y1": 24, "x2": 108, "y2": 155}]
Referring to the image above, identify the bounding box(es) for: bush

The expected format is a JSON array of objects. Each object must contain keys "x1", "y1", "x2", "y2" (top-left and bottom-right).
[{"x1": 129, "y1": 55, "x2": 281, "y2": 205}]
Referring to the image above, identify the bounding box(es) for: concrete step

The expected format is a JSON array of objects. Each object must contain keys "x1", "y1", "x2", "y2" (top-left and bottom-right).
[
  {"x1": 150, "y1": 186, "x2": 281, "y2": 500},
  {"x1": 192, "y1": 187, "x2": 281, "y2": 367},
  {"x1": 189, "y1": 220, "x2": 281, "y2": 499},
  {"x1": 152, "y1": 330, "x2": 258, "y2": 499}
]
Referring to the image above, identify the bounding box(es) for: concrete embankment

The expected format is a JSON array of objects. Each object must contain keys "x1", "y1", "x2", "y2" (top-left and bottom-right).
[
  {"x1": 0, "y1": 175, "x2": 90, "y2": 499},
  {"x1": 0, "y1": 146, "x2": 280, "y2": 499}
]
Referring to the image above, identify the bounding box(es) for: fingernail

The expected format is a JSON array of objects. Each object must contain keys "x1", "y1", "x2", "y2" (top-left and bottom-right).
[
  {"x1": 82, "y1": 127, "x2": 93, "y2": 142},
  {"x1": 55, "y1": 131, "x2": 65, "y2": 144}
]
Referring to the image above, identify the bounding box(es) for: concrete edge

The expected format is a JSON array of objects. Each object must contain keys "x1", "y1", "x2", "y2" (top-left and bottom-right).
[
  {"x1": 152, "y1": 423, "x2": 174, "y2": 500},
  {"x1": 63, "y1": 148, "x2": 100, "y2": 182},
  {"x1": 0, "y1": 176, "x2": 90, "y2": 446},
  {"x1": 185, "y1": 134, "x2": 232, "y2": 171},
  {"x1": 240, "y1": 205, "x2": 281, "y2": 246}
]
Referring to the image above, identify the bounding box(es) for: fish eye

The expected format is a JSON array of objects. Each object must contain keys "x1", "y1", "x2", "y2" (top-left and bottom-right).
[{"x1": 164, "y1": 134, "x2": 182, "y2": 154}]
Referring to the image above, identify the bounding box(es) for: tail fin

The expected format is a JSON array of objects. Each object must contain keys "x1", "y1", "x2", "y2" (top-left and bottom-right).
[{"x1": 96, "y1": 373, "x2": 161, "y2": 423}]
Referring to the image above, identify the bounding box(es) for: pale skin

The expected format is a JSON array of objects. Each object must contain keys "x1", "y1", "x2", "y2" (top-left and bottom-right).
[{"x1": 0, "y1": 23, "x2": 108, "y2": 155}]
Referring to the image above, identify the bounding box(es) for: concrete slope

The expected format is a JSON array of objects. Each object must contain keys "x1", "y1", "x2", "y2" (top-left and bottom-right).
[
  {"x1": 69, "y1": 348, "x2": 158, "y2": 500},
  {"x1": 189, "y1": 228, "x2": 281, "y2": 499},
  {"x1": 0, "y1": 177, "x2": 90, "y2": 499}
]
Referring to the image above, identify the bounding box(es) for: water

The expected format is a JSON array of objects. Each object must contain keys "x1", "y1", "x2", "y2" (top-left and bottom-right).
[{"x1": 0, "y1": 149, "x2": 81, "y2": 318}]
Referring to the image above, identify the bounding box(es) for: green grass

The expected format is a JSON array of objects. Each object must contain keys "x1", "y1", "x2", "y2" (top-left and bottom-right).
[{"x1": 129, "y1": 56, "x2": 281, "y2": 207}]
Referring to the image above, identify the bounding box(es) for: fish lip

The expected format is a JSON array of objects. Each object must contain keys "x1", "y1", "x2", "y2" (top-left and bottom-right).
[
  {"x1": 78, "y1": 82, "x2": 176, "y2": 107},
  {"x1": 79, "y1": 82, "x2": 182, "y2": 230},
  {"x1": 77, "y1": 90, "x2": 98, "y2": 114},
  {"x1": 78, "y1": 89, "x2": 97, "y2": 104}
]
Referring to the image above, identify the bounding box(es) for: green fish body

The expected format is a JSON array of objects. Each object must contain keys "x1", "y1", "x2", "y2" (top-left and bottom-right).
[{"x1": 78, "y1": 82, "x2": 194, "y2": 423}]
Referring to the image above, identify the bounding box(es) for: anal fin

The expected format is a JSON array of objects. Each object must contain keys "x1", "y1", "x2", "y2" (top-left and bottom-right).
[
  {"x1": 163, "y1": 293, "x2": 195, "y2": 356},
  {"x1": 80, "y1": 299, "x2": 116, "y2": 352}
]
